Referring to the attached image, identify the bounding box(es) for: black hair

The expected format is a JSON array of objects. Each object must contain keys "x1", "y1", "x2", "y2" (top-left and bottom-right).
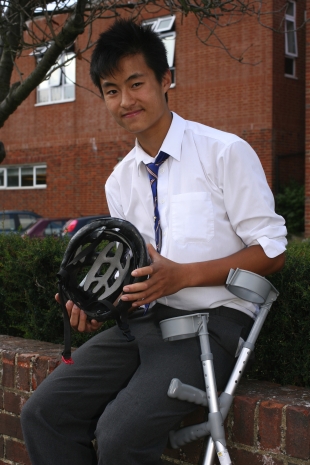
[{"x1": 90, "y1": 19, "x2": 169, "y2": 96}]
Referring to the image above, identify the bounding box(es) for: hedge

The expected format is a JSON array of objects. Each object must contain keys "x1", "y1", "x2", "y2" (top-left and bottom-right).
[
  {"x1": 0, "y1": 233, "x2": 111, "y2": 348},
  {"x1": 0, "y1": 234, "x2": 309, "y2": 386}
]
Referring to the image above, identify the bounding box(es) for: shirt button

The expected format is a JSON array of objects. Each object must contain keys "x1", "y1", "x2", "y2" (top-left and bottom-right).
[{"x1": 163, "y1": 231, "x2": 167, "y2": 236}]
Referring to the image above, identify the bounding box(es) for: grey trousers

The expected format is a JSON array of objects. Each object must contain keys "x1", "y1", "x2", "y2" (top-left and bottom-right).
[{"x1": 21, "y1": 304, "x2": 253, "y2": 465}]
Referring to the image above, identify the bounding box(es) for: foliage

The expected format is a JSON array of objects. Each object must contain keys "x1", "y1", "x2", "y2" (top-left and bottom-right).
[
  {"x1": 275, "y1": 181, "x2": 305, "y2": 234},
  {"x1": 1, "y1": 234, "x2": 310, "y2": 386},
  {"x1": 0, "y1": 233, "x2": 112, "y2": 347},
  {"x1": 247, "y1": 240, "x2": 310, "y2": 387}
]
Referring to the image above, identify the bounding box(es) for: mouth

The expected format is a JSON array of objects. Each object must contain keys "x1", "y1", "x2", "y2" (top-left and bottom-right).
[{"x1": 122, "y1": 109, "x2": 143, "y2": 118}]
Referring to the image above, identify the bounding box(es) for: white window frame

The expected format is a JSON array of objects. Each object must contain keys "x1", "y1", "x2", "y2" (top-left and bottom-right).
[
  {"x1": 0, "y1": 165, "x2": 47, "y2": 189},
  {"x1": 35, "y1": 49, "x2": 76, "y2": 106},
  {"x1": 285, "y1": 1, "x2": 298, "y2": 58},
  {"x1": 142, "y1": 16, "x2": 176, "y2": 88}
]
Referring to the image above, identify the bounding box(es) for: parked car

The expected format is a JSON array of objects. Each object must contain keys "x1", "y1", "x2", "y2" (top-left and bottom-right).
[
  {"x1": 62, "y1": 215, "x2": 110, "y2": 238},
  {"x1": 0, "y1": 210, "x2": 41, "y2": 233},
  {"x1": 23, "y1": 217, "x2": 71, "y2": 238}
]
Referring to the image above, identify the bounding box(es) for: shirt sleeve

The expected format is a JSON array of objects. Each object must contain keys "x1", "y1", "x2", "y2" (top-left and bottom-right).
[
  {"x1": 219, "y1": 139, "x2": 287, "y2": 258},
  {"x1": 105, "y1": 174, "x2": 126, "y2": 220}
]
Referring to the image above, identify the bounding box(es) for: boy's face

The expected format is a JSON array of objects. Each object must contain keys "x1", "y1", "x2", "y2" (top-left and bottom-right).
[{"x1": 100, "y1": 54, "x2": 171, "y2": 139}]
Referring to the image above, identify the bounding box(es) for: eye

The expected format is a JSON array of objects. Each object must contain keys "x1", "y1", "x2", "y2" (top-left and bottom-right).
[
  {"x1": 106, "y1": 89, "x2": 117, "y2": 96},
  {"x1": 132, "y1": 82, "x2": 142, "y2": 88}
]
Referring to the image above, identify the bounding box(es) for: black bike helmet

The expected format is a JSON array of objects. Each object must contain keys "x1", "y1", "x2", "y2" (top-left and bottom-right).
[{"x1": 57, "y1": 217, "x2": 150, "y2": 363}]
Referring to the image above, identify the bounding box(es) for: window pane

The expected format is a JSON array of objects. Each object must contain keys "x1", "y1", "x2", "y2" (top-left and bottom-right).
[
  {"x1": 51, "y1": 86, "x2": 62, "y2": 101},
  {"x1": 49, "y1": 65, "x2": 62, "y2": 87},
  {"x1": 35, "y1": 167, "x2": 46, "y2": 185},
  {"x1": 0, "y1": 215, "x2": 14, "y2": 231},
  {"x1": 0, "y1": 170, "x2": 4, "y2": 187},
  {"x1": 286, "y1": 20, "x2": 297, "y2": 55},
  {"x1": 286, "y1": 1, "x2": 294, "y2": 16},
  {"x1": 285, "y1": 57, "x2": 295, "y2": 75},
  {"x1": 64, "y1": 85, "x2": 74, "y2": 100},
  {"x1": 7, "y1": 168, "x2": 19, "y2": 187},
  {"x1": 156, "y1": 17, "x2": 175, "y2": 32},
  {"x1": 161, "y1": 34, "x2": 176, "y2": 68},
  {"x1": 37, "y1": 88, "x2": 49, "y2": 103},
  {"x1": 45, "y1": 220, "x2": 65, "y2": 236},
  {"x1": 21, "y1": 167, "x2": 33, "y2": 187},
  {"x1": 63, "y1": 53, "x2": 76, "y2": 84},
  {"x1": 38, "y1": 78, "x2": 49, "y2": 90},
  {"x1": 19, "y1": 214, "x2": 37, "y2": 230}
]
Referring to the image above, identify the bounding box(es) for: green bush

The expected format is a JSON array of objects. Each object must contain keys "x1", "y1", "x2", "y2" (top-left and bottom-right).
[
  {"x1": 247, "y1": 240, "x2": 310, "y2": 387},
  {"x1": 275, "y1": 181, "x2": 305, "y2": 234},
  {"x1": 0, "y1": 233, "x2": 112, "y2": 347},
  {"x1": 0, "y1": 234, "x2": 310, "y2": 386}
]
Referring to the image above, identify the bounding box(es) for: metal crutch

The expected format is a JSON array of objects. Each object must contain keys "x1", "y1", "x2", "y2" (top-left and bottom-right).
[{"x1": 159, "y1": 269, "x2": 279, "y2": 465}]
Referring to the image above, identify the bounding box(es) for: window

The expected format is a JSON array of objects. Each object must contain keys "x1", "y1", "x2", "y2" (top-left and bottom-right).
[
  {"x1": 0, "y1": 215, "x2": 15, "y2": 232},
  {"x1": 142, "y1": 16, "x2": 176, "y2": 87},
  {"x1": 36, "y1": 48, "x2": 76, "y2": 105},
  {"x1": 0, "y1": 165, "x2": 47, "y2": 189},
  {"x1": 285, "y1": 1, "x2": 297, "y2": 77}
]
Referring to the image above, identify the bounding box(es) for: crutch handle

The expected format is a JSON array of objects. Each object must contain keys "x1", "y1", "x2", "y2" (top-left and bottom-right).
[
  {"x1": 168, "y1": 378, "x2": 208, "y2": 406},
  {"x1": 169, "y1": 422, "x2": 210, "y2": 448}
]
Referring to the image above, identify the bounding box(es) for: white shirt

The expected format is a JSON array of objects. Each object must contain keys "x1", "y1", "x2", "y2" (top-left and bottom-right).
[{"x1": 105, "y1": 112, "x2": 287, "y2": 318}]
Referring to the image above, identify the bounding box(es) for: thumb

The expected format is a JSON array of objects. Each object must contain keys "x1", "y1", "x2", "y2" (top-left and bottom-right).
[{"x1": 147, "y1": 243, "x2": 159, "y2": 260}]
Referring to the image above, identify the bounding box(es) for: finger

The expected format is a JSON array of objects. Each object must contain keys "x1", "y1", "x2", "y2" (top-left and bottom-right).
[
  {"x1": 55, "y1": 293, "x2": 60, "y2": 304},
  {"x1": 88, "y1": 319, "x2": 103, "y2": 331},
  {"x1": 131, "y1": 293, "x2": 157, "y2": 308},
  {"x1": 147, "y1": 243, "x2": 158, "y2": 257},
  {"x1": 131, "y1": 265, "x2": 153, "y2": 278},
  {"x1": 77, "y1": 310, "x2": 88, "y2": 332},
  {"x1": 123, "y1": 281, "x2": 148, "y2": 294},
  {"x1": 70, "y1": 304, "x2": 82, "y2": 328},
  {"x1": 82, "y1": 319, "x2": 102, "y2": 333}
]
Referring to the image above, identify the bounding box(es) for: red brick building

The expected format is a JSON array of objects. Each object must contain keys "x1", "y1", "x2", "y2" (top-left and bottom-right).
[{"x1": 0, "y1": 1, "x2": 306, "y2": 221}]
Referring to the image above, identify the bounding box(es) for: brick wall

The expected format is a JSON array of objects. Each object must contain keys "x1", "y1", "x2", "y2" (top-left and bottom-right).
[
  {"x1": 0, "y1": 2, "x2": 305, "y2": 218},
  {"x1": 1, "y1": 335, "x2": 310, "y2": 465}
]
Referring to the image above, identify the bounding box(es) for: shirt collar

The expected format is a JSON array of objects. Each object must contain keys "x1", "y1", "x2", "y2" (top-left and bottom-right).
[{"x1": 135, "y1": 112, "x2": 186, "y2": 174}]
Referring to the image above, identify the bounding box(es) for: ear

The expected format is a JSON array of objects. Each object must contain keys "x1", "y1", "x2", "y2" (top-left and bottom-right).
[{"x1": 162, "y1": 69, "x2": 172, "y2": 93}]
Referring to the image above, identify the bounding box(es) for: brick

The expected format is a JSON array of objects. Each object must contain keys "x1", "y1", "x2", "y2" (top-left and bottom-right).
[
  {"x1": 2, "y1": 352, "x2": 15, "y2": 388},
  {"x1": 232, "y1": 395, "x2": 260, "y2": 446},
  {"x1": 258, "y1": 400, "x2": 285, "y2": 451},
  {"x1": 32, "y1": 356, "x2": 49, "y2": 390},
  {"x1": 5, "y1": 438, "x2": 31, "y2": 465},
  {"x1": 16, "y1": 354, "x2": 34, "y2": 392},
  {"x1": 3, "y1": 391, "x2": 29, "y2": 415},
  {"x1": 48, "y1": 357, "x2": 61, "y2": 375},
  {"x1": 286, "y1": 405, "x2": 310, "y2": 459},
  {"x1": 229, "y1": 448, "x2": 284, "y2": 465},
  {"x1": 0, "y1": 413, "x2": 23, "y2": 440}
]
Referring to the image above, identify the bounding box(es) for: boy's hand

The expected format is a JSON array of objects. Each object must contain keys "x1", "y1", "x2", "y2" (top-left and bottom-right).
[
  {"x1": 120, "y1": 244, "x2": 186, "y2": 308},
  {"x1": 55, "y1": 294, "x2": 103, "y2": 333}
]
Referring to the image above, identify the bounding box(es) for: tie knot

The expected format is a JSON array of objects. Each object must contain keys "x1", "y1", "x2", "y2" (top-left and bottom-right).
[{"x1": 146, "y1": 151, "x2": 170, "y2": 177}]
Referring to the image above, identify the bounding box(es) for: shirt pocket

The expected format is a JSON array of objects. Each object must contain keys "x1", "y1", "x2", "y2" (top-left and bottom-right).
[{"x1": 171, "y1": 192, "x2": 214, "y2": 243}]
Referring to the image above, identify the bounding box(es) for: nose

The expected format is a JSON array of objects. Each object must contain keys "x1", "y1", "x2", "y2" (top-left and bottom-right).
[{"x1": 120, "y1": 89, "x2": 135, "y2": 108}]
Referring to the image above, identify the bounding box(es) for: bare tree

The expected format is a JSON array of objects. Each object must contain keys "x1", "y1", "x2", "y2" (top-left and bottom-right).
[{"x1": 0, "y1": 0, "x2": 302, "y2": 136}]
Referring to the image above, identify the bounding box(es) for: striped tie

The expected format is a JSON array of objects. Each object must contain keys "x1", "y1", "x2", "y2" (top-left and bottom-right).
[{"x1": 145, "y1": 151, "x2": 170, "y2": 253}]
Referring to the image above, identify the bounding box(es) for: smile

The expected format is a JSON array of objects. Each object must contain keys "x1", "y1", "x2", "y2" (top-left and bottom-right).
[{"x1": 122, "y1": 110, "x2": 143, "y2": 118}]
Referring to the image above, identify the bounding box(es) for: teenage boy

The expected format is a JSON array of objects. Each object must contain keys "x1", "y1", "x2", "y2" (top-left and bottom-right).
[{"x1": 21, "y1": 19, "x2": 287, "y2": 465}]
